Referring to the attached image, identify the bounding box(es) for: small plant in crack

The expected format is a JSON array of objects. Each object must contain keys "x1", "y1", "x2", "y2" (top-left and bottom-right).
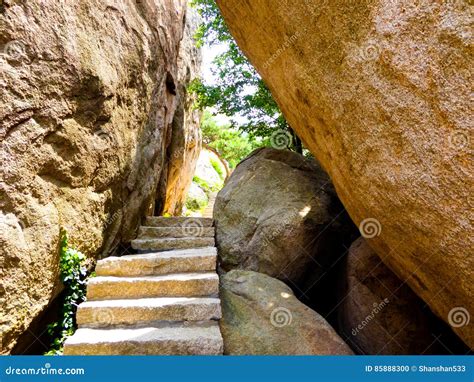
[{"x1": 45, "y1": 229, "x2": 87, "y2": 355}]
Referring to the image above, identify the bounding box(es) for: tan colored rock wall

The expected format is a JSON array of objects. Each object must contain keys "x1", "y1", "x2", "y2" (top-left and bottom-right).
[
  {"x1": 216, "y1": 0, "x2": 473, "y2": 347},
  {"x1": 0, "y1": 0, "x2": 200, "y2": 353},
  {"x1": 161, "y1": 8, "x2": 202, "y2": 216}
]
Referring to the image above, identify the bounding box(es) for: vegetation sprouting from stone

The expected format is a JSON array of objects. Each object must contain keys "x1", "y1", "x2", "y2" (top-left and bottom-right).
[{"x1": 45, "y1": 230, "x2": 88, "y2": 355}]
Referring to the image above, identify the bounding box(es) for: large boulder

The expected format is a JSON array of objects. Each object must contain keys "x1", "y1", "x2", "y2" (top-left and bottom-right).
[
  {"x1": 183, "y1": 148, "x2": 226, "y2": 215},
  {"x1": 185, "y1": 182, "x2": 209, "y2": 212},
  {"x1": 194, "y1": 148, "x2": 225, "y2": 190},
  {"x1": 216, "y1": 0, "x2": 473, "y2": 346},
  {"x1": 220, "y1": 270, "x2": 353, "y2": 355},
  {"x1": 0, "y1": 0, "x2": 200, "y2": 353},
  {"x1": 214, "y1": 147, "x2": 351, "y2": 284},
  {"x1": 338, "y1": 238, "x2": 466, "y2": 354}
]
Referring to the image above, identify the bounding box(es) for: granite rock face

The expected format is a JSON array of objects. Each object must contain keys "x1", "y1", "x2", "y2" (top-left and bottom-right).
[
  {"x1": 161, "y1": 7, "x2": 202, "y2": 216},
  {"x1": 214, "y1": 148, "x2": 350, "y2": 285},
  {"x1": 338, "y1": 238, "x2": 456, "y2": 355},
  {"x1": 216, "y1": 0, "x2": 473, "y2": 346},
  {"x1": 0, "y1": 0, "x2": 201, "y2": 353}
]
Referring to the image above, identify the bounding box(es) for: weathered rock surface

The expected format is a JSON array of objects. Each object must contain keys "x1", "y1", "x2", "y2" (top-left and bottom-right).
[
  {"x1": 220, "y1": 270, "x2": 353, "y2": 355},
  {"x1": 339, "y1": 238, "x2": 447, "y2": 354},
  {"x1": 216, "y1": 0, "x2": 473, "y2": 346},
  {"x1": 161, "y1": 8, "x2": 202, "y2": 216},
  {"x1": 194, "y1": 148, "x2": 225, "y2": 189},
  {"x1": 214, "y1": 147, "x2": 350, "y2": 284},
  {"x1": 0, "y1": 0, "x2": 200, "y2": 353},
  {"x1": 185, "y1": 182, "x2": 209, "y2": 211}
]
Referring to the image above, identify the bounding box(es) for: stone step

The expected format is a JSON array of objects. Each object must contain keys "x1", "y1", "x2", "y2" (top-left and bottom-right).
[
  {"x1": 76, "y1": 297, "x2": 222, "y2": 327},
  {"x1": 138, "y1": 226, "x2": 215, "y2": 239},
  {"x1": 63, "y1": 322, "x2": 223, "y2": 355},
  {"x1": 95, "y1": 247, "x2": 217, "y2": 277},
  {"x1": 131, "y1": 237, "x2": 215, "y2": 252},
  {"x1": 144, "y1": 216, "x2": 213, "y2": 227},
  {"x1": 87, "y1": 273, "x2": 219, "y2": 300}
]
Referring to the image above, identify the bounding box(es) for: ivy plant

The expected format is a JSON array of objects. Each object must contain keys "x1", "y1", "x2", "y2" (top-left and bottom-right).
[{"x1": 45, "y1": 229, "x2": 87, "y2": 355}]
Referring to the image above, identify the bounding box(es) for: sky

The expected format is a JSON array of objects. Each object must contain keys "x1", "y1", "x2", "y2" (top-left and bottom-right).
[
  {"x1": 200, "y1": 42, "x2": 253, "y2": 127},
  {"x1": 200, "y1": 43, "x2": 232, "y2": 125},
  {"x1": 201, "y1": 43, "x2": 226, "y2": 86}
]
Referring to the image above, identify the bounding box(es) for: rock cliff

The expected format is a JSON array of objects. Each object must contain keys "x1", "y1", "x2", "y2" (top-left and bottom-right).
[
  {"x1": 0, "y1": 0, "x2": 201, "y2": 353},
  {"x1": 160, "y1": 7, "x2": 202, "y2": 216},
  {"x1": 216, "y1": 0, "x2": 473, "y2": 347}
]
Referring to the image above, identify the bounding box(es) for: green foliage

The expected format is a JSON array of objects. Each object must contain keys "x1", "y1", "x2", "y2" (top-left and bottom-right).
[
  {"x1": 190, "y1": 0, "x2": 302, "y2": 152},
  {"x1": 184, "y1": 176, "x2": 211, "y2": 213},
  {"x1": 201, "y1": 111, "x2": 259, "y2": 168},
  {"x1": 45, "y1": 229, "x2": 87, "y2": 355},
  {"x1": 193, "y1": 175, "x2": 219, "y2": 193},
  {"x1": 210, "y1": 157, "x2": 224, "y2": 180},
  {"x1": 185, "y1": 193, "x2": 208, "y2": 212}
]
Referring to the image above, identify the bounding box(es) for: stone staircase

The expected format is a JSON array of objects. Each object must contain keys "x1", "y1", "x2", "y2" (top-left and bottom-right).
[
  {"x1": 202, "y1": 192, "x2": 217, "y2": 218},
  {"x1": 63, "y1": 217, "x2": 223, "y2": 355}
]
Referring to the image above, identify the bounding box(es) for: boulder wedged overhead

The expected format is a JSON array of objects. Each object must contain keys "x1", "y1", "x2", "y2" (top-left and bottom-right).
[
  {"x1": 0, "y1": 0, "x2": 201, "y2": 353},
  {"x1": 216, "y1": 0, "x2": 473, "y2": 346}
]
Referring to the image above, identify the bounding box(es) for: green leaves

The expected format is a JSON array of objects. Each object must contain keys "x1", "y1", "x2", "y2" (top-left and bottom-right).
[
  {"x1": 45, "y1": 229, "x2": 88, "y2": 355},
  {"x1": 200, "y1": 111, "x2": 259, "y2": 168},
  {"x1": 190, "y1": 0, "x2": 298, "y2": 146}
]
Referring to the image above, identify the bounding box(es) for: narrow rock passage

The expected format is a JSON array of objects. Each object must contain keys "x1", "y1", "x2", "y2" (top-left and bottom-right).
[
  {"x1": 64, "y1": 217, "x2": 223, "y2": 355},
  {"x1": 202, "y1": 192, "x2": 218, "y2": 218}
]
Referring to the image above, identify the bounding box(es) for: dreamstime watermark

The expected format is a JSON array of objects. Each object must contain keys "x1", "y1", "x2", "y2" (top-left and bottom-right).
[
  {"x1": 448, "y1": 130, "x2": 470, "y2": 152},
  {"x1": 5, "y1": 363, "x2": 85, "y2": 376},
  {"x1": 270, "y1": 307, "x2": 292, "y2": 327},
  {"x1": 92, "y1": 308, "x2": 115, "y2": 327},
  {"x1": 2, "y1": 40, "x2": 27, "y2": 60},
  {"x1": 359, "y1": 218, "x2": 382, "y2": 239},
  {"x1": 261, "y1": 208, "x2": 300, "y2": 249},
  {"x1": 91, "y1": 129, "x2": 115, "y2": 150},
  {"x1": 447, "y1": 307, "x2": 470, "y2": 328},
  {"x1": 270, "y1": 129, "x2": 292, "y2": 150},
  {"x1": 346, "y1": 39, "x2": 382, "y2": 68},
  {"x1": 263, "y1": 31, "x2": 302, "y2": 70},
  {"x1": 351, "y1": 298, "x2": 390, "y2": 336},
  {"x1": 182, "y1": 218, "x2": 205, "y2": 237}
]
